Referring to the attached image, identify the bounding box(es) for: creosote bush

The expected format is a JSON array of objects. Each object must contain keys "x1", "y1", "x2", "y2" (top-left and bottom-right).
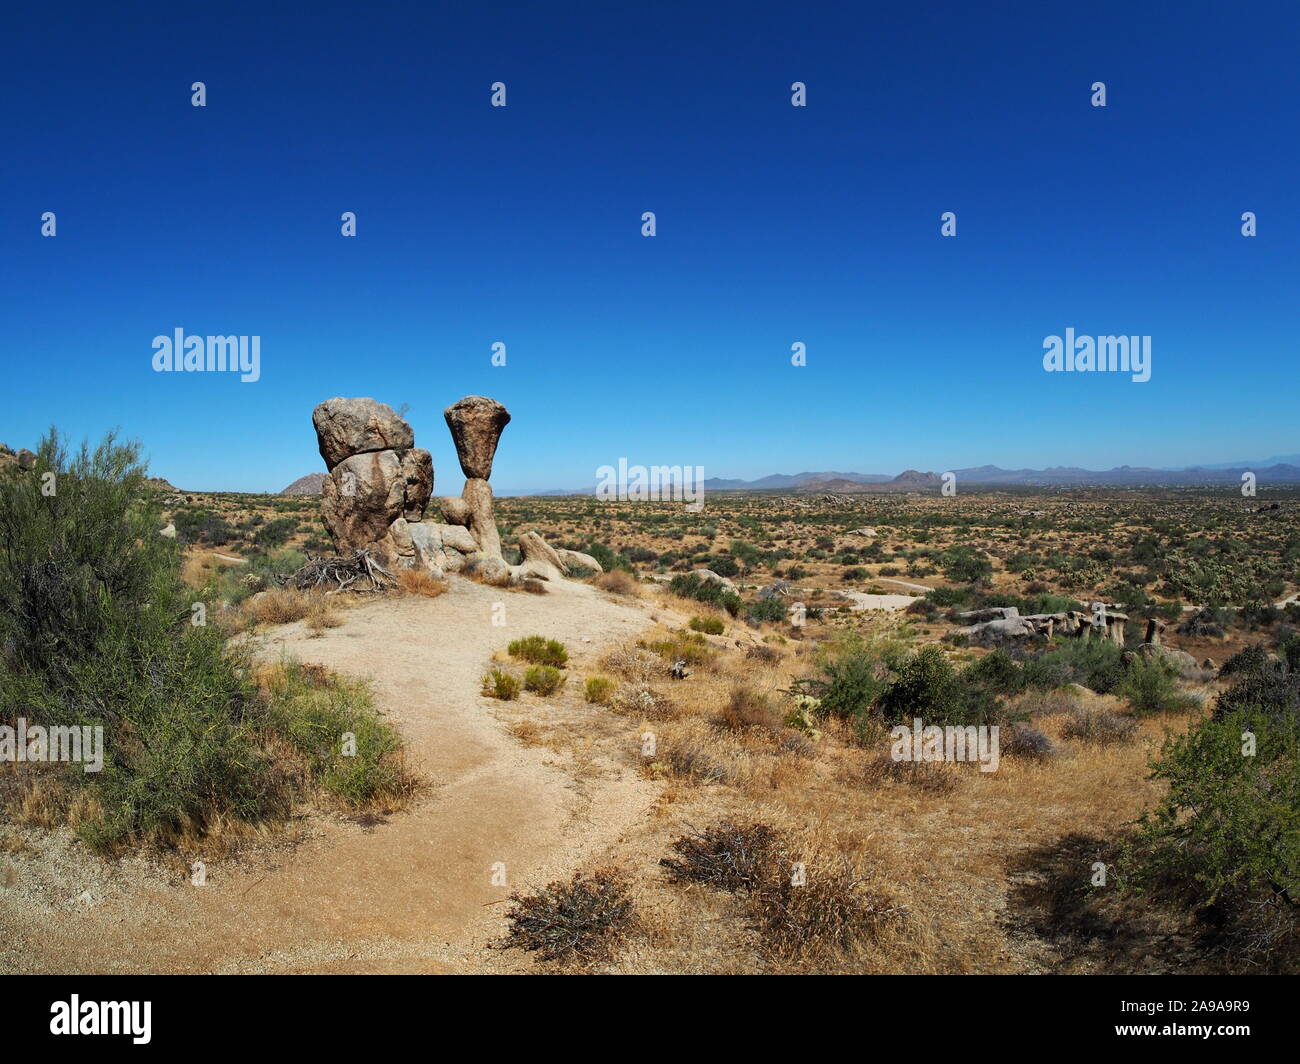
[{"x1": 1118, "y1": 655, "x2": 1196, "y2": 716}]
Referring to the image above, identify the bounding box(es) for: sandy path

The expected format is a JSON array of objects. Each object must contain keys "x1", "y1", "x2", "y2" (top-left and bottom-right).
[
  {"x1": 835, "y1": 590, "x2": 923, "y2": 611},
  {"x1": 1, "y1": 578, "x2": 657, "y2": 974}
]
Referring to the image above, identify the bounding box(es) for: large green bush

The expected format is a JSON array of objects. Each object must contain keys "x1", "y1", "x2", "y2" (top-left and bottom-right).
[
  {"x1": 0, "y1": 431, "x2": 405, "y2": 850},
  {"x1": 1126, "y1": 658, "x2": 1300, "y2": 965}
]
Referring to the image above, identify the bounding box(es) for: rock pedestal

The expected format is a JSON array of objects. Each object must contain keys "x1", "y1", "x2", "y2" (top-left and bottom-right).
[{"x1": 440, "y1": 396, "x2": 511, "y2": 559}]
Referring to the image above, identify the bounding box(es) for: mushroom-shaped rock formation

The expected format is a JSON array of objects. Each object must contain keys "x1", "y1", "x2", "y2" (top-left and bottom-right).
[{"x1": 444, "y1": 395, "x2": 511, "y2": 480}]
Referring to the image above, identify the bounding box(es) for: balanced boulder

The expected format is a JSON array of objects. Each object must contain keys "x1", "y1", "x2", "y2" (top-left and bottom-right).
[
  {"x1": 313, "y1": 397, "x2": 414, "y2": 470},
  {"x1": 444, "y1": 395, "x2": 510, "y2": 479}
]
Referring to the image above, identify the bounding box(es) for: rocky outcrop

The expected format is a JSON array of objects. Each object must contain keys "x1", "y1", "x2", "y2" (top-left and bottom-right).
[
  {"x1": 311, "y1": 393, "x2": 573, "y2": 590},
  {"x1": 516, "y1": 531, "x2": 567, "y2": 581},
  {"x1": 556, "y1": 548, "x2": 603, "y2": 573},
  {"x1": 953, "y1": 615, "x2": 1039, "y2": 644},
  {"x1": 1129, "y1": 642, "x2": 1201, "y2": 678},
  {"x1": 400, "y1": 449, "x2": 434, "y2": 520},
  {"x1": 312, "y1": 398, "x2": 436, "y2": 567},
  {"x1": 1144, "y1": 617, "x2": 1166, "y2": 645},
  {"x1": 321, "y1": 449, "x2": 406, "y2": 548},
  {"x1": 692, "y1": 568, "x2": 736, "y2": 589}
]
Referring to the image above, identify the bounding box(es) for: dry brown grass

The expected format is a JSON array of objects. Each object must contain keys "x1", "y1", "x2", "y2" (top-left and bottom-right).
[
  {"x1": 584, "y1": 620, "x2": 1211, "y2": 973},
  {"x1": 241, "y1": 587, "x2": 313, "y2": 626},
  {"x1": 397, "y1": 568, "x2": 448, "y2": 598},
  {"x1": 592, "y1": 569, "x2": 640, "y2": 597}
]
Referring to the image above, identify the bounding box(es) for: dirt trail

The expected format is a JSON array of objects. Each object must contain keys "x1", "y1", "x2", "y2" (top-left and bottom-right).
[{"x1": 1, "y1": 578, "x2": 658, "y2": 974}]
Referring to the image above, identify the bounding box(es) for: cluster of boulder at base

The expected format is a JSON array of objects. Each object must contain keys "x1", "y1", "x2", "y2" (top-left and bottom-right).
[
  {"x1": 312, "y1": 395, "x2": 601, "y2": 587},
  {"x1": 953, "y1": 606, "x2": 1200, "y2": 673}
]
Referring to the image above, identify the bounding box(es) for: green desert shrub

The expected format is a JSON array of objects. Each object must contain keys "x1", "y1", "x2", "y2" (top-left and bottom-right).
[
  {"x1": 688, "y1": 615, "x2": 724, "y2": 635},
  {"x1": 507, "y1": 635, "x2": 569, "y2": 668},
  {"x1": 746, "y1": 597, "x2": 788, "y2": 625},
  {"x1": 1126, "y1": 704, "x2": 1299, "y2": 965},
  {"x1": 481, "y1": 668, "x2": 521, "y2": 700},
  {"x1": 524, "y1": 664, "x2": 566, "y2": 696},
  {"x1": 669, "y1": 573, "x2": 742, "y2": 616},
  {"x1": 1022, "y1": 638, "x2": 1125, "y2": 695},
  {"x1": 1118, "y1": 655, "x2": 1196, "y2": 716},
  {"x1": 584, "y1": 676, "x2": 615, "y2": 704},
  {"x1": 940, "y1": 545, "x2": 993, "y2": 585},
  {"x1": 261, "y1": 660, "x2": 411, "y2": 807},
  {"x1": 585, "y1": 542, "x2": 633, "y2": 573},
  {"x1": 791, "y1": 635, "x2": 895, "y2": 723},
  {"x1": 0, "y1": 430, "x2": 408, "y2": 851},
  {"x1": 641, "y1": 633, "x2": 714, "y2": 667},
  {"x1": 876, "y1": 645, "x2": 1004, "y2": 728}
]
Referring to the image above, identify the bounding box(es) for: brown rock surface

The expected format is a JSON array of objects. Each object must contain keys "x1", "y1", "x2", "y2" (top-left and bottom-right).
[{"x1": 320, "y1": 450, "x2": 405, "y2": 550}]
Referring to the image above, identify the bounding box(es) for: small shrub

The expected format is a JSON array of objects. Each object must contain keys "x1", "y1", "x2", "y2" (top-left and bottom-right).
[
  {"x1": 261, "y1": 660, "x2": 413, "y2": 808},
  {"x1": 524, "y1": 664, "x2": 566, "y2": 696},
  {"x1": 482, "y1": 669, "x2": 521, "y2": 700},
  {"x1": 593, "y1": 569, "x2": 639, "y2": 596},
  {"x1": 397, "y1": 568, "x2": 448, "y2": 598},
  {"x1": 661, "y1": 821, "x2": 905, "y2": 960},
  {"x1": 1002, "y1": 722, "x2": 1055, "y2": 760},
  {"x1": 1220, "y1": 644, "x2": 1273, "y2": 677},
  {"x1": 1119, "y1": 655, "x2": 1195, "y2": 716},
  {"x1": 1061, "y1": 707, "x2": 1138, "y2": 744},
  {"x1": 716, "y1": 686, "x2": 782, "y2": 732},
  {"x1": 689, "y1": 615, "x2": 724, "y2": 635},
  {"x1": 1125, "y1": 705, "x2": 1299, "y2": 966},
  {"x1": 242, "y1": 587, "x2": 314, "y2": 626},
  {"x1": 1023, "y1": 638, "x2": 1125, "y2": 695},
  {"x1": 642, "y1": 632, "x2": 714, "y2": 668},
  {"x1": 584, "y1": 676, "x2": 615, "y2": 704},
  {"x1": 669, "y1": 573, "x2": 743, "y2": 616},
  {"x1": 508, "y1": 635, "x2": 569, "y2": 668},
  {"x1": 659, "y1": 739, "x2": 727, "y2": 782},
  {"x1": 661, "y1": 821, "x2": 780, "y2": 892},
  {"x1": 501, "y1": 868, "x2": 637, "y2": 964},
  {"x1": 747, "y1": 597, "x2": 789, "y2": 625}
]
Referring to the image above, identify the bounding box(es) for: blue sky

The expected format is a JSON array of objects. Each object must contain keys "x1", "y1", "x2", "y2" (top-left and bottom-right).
[{"x1": 2, "y1": 1, "x2": 1297, "y2": 491}]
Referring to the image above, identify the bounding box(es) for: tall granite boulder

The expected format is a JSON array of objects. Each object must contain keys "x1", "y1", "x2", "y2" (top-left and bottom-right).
[{"x1": 313, "y1": 398, "x2": 434, "y2": 565}]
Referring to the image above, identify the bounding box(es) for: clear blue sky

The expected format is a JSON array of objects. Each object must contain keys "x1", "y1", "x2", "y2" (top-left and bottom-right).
[{"x1": 3, "y1": 1, "x2": 1297, "y2": 491}]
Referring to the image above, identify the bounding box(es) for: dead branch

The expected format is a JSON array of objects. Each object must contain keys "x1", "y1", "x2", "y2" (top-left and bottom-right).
[{"x1": 283, "y1": 549, "x2": 398, "y2": 594}]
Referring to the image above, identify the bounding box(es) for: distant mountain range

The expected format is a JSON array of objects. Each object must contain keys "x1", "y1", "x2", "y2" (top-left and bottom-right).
[{"x1": 276, "y1": 458, "x2": 1300, "y2": 496}]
